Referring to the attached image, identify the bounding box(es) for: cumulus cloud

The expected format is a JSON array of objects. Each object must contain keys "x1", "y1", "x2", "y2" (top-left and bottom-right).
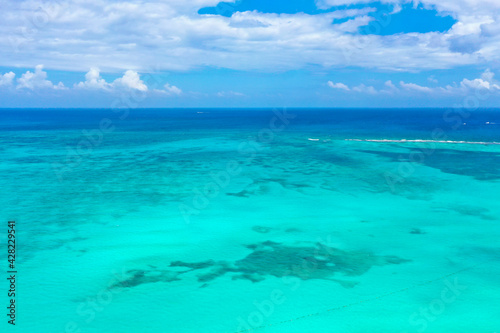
[
  {"x1": 417, "y1": 70, "x2": 500, "y2": 94},
  {"x1": 384, "y1": 80, "x2": 397, "y2": 89},
  {"x1": 399, "y1": 81, "x2": 433, "y2": 93},
  {"x1": 327, "y1": 70, "x2": 500, "y2": 96},
  {"x1": 327, "y1": 81, "x2": 350, "y2": 91},
  {"x1": 328, "y1": 80, "x2": 390, "y2": 94},
  {"x1": 460, "y1": 69, "x2": 500, "y2": 91},
  {"x1": 16, "y1": 65, "x2": 65, "y2": 90},
  {"x1": 460, "y1": 78, "x2": 491, "y2": 90},
  {"x1": 75, "y1": 68, "x2": 148, "y2": 92},
  {"x1": 75, "y1": 68, "x2": 111, "y2": 90},
  {"x1": 399, "y1": 70, "x2": 500, "y2": 94},
  {"x1": 75, "y1": 67, "x2": 189, "y2": 97},
  {"x1": 153, "y1": 83, "x2": 183, "y2": 96},
  {"x1": 0, "y1": 72, "x2": 15, "y2": 87},
  {"x1": 380, "y1": 80, "x2": 398, "y2": 93},
  {"x1": 353, "y1": 84, "x2": 377, "y2": 94},
  {"x1": 163, "y1": 83, "x2": 182, "y2": 95},
  {"x1": 113, "y1": 70, "x2": 148, "y2": 91}
]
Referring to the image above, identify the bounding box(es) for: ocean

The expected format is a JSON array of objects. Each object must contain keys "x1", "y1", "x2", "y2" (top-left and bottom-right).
[{"x1": 1, "y1": 108, "x2": 499, "y2": 332}]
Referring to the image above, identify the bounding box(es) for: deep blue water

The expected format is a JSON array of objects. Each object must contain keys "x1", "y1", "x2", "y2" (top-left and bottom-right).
[{"x1": 1, "y1": 108, "x2": 499, "y2": 142}]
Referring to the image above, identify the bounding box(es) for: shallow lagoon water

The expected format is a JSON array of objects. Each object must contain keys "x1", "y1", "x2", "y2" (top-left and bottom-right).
[{"x1": 1, "y1": 108, "x2": 499, "y2": 332}]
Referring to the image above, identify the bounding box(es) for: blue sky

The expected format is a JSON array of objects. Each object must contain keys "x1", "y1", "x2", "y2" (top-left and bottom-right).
[{"x1": 0, "y1": 0, "x2": 500, "y2": 108}]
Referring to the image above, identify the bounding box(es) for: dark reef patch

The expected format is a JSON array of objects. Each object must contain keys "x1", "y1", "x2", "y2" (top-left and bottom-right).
[
  {"x1": 170, "y1": 260, "x2": 215, "y2": 270},
  {"x1": 226, "y1": 178, "x2": 313, "y2": 199},
  {"x1": 110, "y1": 241, "x2": 410, "y2": 290},
  {"x1": 252, "y1": 225, "x2": 273, "y2": 234},
  {"x1": 359, "y1": 148, "x2": 500, "y2": 180},
  {"x1": 227, "y1": 190, "x2": 252, "y2": 198},
  {"x1": 410, "y1": 228, "x2": 426, "y2": 235},
  {"x1": 312, "y1": 151, "x2": 360, "y2": 168},
  {"x1": 450, "y1": 205, "x2": 497, "y2": 220},
  {"x1": 110, "y1": 269, "x2": 182, "y2": 289}
]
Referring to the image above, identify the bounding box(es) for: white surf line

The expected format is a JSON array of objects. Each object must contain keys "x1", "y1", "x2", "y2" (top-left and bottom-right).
[{"x1": 345, "y1": 139, "x2": 500, "y2": 145}]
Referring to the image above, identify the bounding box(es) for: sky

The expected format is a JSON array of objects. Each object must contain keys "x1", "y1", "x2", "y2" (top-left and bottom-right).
[{"x1": 1, "y1": 0, "x2": 500, "y2": 108}]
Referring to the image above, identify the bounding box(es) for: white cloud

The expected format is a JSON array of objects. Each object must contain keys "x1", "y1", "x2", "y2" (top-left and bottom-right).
[
  {"x1": 380, "y1": 80, "x2": 398, "y2": 94},
  {"x1": 329, "y1": 70, "x2": 500, "y2": 96},
  {"x1": 315, "y1": 0, "x2": 386, "y2": 10},
  {"x1": 460, "y1": 78, "x2": 491, "y2": 90},
  {"x1": 328, "y1": 80, "x2": 378, "y2": 94},
  {"x1": 352, "y1": 84, "x2": 377, "y2": 94},
  {"x1": 75, "y1": 68, "x2": 148, "y2": 92},
  {"x1": 399, "y1": 81, "x2": 433, "y2": 93},
  {"x1": 316, "y1": 0, "x2": 500, "y2": 17},
  {"x1": 16, "y1": 65, "x2": 65, "y2": 90},
  {"x1": 336, "y1": 15, "x2": 374, "y2": 33},
  {"x1": 327, "y1": 81, "x2": 350, "y2": 91},
  {"x1": 217, "y1": 91, "x2": 245, "y2": 97},
  {"x1": 0, "y1": 0, "x2": 499, "y2": 76},
  {"x1": 152, "y1": 83, "x2": 185, "y2": 96},
  {"x1": 481, "y1": 68, "x2": 495, "y2": 82},
  {"x1": 428, "y1": 76, "x2": 438, "y2": 84},
  {"x1": 113, "y1": 70, "x2": 148, "y2": 91},
  {"x1": 390, "y1": 3, "x2": 403, "y2": 14},
  {"x1": 0, "y1": 0, "x2": 498, "y2": 74},
  {"x1": 398, "y1": 70, "x2": 500, "y2": 94},
  {"x1": 384, "y1": 80, "x2": 397, "y2": 89},
  {"x1": 153, "y1": 83, "x2": 183, "y2": 96},
  {"x1": 330, "y1": 7, "x2": 377, "y2": 19},
  {"x1": 75, "y1": 68, "x2": 111, "y2": 90},
  {"x1": 0, "y1": 72, "x2": 15, "y2": 87},
  {"x1": 164, "y1": 83, "x2": 182, "y2": 95},
  {"x1": 459, "y1": 69, "x2": 500, "y2": 91}
]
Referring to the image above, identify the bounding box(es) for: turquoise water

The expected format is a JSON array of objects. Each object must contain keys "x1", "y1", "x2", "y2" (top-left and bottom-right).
[{"x1": 1, "y1": 108, "x2": 499, "y2": 332}]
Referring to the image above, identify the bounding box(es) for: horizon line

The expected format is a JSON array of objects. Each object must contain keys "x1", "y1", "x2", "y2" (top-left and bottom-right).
[{"x1": 1, "y1": 107, "x2": 500, "y2": 110}]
